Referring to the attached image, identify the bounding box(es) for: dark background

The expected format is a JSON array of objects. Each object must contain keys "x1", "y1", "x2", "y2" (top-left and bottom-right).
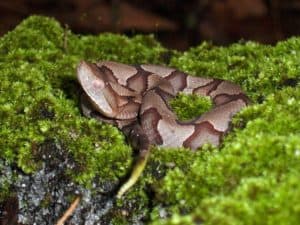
[{"x1": 1, "y1": 0, "x2": 300, "y2": 50}]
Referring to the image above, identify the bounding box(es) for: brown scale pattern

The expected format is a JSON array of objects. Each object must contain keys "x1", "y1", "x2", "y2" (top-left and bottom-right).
[
  {"x1": 77, "y1": 60, "x2": 250, "y2": 197},
  {"x1": 77, "y1": 61, "x2": 250, "y2": 150}
]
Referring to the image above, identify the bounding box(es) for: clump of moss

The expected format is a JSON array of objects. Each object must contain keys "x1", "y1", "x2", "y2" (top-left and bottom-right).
[
  {"x1": 170, "y1": 93, "x2": 212, "y2": 121},
  {"x1": 0, "y1": 15, "x2": 167, "y2": 181}
]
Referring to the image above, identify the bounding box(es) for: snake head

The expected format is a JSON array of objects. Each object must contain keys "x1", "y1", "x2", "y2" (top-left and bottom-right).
[{"x1": 77, "y1": 61, "x2": 117, "y2": 118}]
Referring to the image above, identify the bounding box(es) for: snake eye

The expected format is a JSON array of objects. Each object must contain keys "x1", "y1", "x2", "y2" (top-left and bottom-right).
[{"x1": 92, "y1": 79, "x2": 105, "y2": 89}]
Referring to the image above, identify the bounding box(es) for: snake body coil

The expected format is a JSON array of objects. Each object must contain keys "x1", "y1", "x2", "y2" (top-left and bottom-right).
[{"x1": 77, "y1": 61, "x2": 250, "y2": 197}]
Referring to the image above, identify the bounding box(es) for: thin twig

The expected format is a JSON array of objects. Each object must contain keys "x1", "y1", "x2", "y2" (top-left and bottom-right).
[{"x1": 56, "y1": 196, "x2": 81, "y2": 225}]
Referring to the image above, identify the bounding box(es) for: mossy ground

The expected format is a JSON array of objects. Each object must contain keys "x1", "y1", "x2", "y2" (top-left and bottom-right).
[{"x1": 0, "y1": 16, "x2": 299, "y2": 224}]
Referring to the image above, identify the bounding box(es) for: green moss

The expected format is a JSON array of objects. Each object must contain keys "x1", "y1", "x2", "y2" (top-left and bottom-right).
[
  {"x1": 0, "y1": 16, "x2": 167, "y2": 193},
  {"x1": 1, "y1": 15, "x2": 300, "y2": 224},
  {"x1": 151, "y1": 173, "x2": 300, "y2": 225},
  {"x1": 170, "y1": 93, "x2": 212, "y2": 121}
]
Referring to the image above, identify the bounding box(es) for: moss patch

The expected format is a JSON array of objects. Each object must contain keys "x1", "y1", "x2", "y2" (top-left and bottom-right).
[
  {"x1": 170, "y1": 93, "x2": 212, "y2": 121},
  {"x1": 0, "y1": 15, "x2": 167, "y2": 183},
  {"x1": 0, "y1": 15, "x2": 299, "y2": 224}
]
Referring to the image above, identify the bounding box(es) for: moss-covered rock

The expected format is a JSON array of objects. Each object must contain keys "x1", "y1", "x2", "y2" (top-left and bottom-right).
[{"x1": 0, "y1": 15, "x2": 299, "y2": 224}]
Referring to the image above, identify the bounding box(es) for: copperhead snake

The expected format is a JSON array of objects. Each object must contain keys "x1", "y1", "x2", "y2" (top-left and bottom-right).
[{"x1": 77, "y1": 61, "x2": 250, "y2": 197}]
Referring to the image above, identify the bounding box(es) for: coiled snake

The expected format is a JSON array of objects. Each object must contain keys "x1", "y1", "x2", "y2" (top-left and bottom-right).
[{"x1": 77, "y1": 61, "x2": 250, "y2": 197}]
